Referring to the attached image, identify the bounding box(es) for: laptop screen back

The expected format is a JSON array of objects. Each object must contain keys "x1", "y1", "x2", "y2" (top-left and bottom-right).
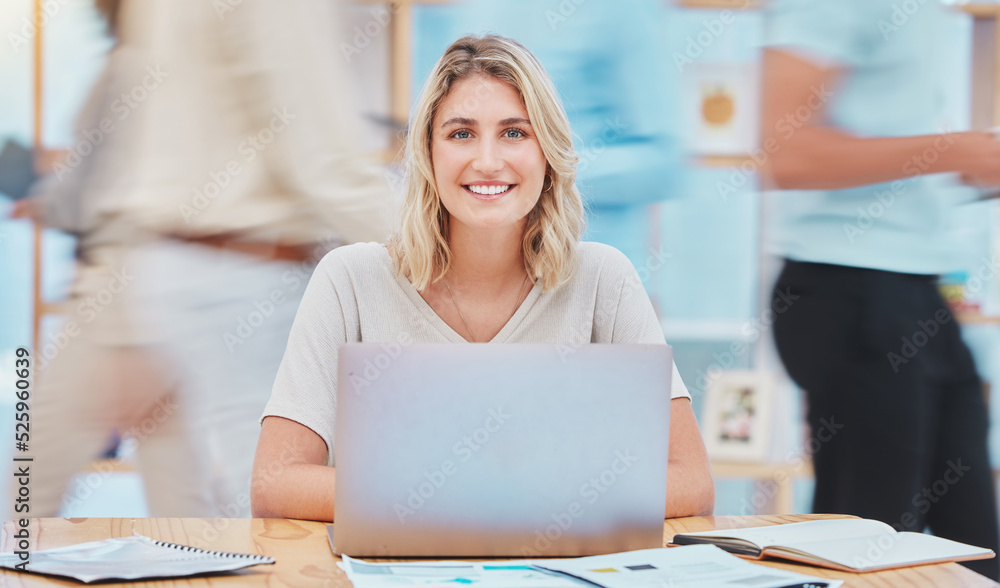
[{"x1": 334, "y1": 343, "x2": 672, "y2": 557}]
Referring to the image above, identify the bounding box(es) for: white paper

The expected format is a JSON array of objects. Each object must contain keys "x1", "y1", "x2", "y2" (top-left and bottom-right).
[
  {"x1": 340, "y1": 555, "x2": 581, "y2": 588},
  {"x1": 534, "y1": 545, "x2": 843, "y2": 588},
  {"x1": 341, "y1": 546, "x2": 842, "y2": 588}
]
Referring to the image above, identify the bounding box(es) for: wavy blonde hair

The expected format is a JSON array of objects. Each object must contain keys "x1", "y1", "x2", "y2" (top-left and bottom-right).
[{"x1": 390, "y1": 35, "x2": 584, "y2": 292}]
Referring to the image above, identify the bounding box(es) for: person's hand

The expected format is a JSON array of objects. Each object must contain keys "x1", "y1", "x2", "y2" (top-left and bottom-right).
[
  {"x1": 9, "y1": 197, "x2": 41, "y2": 222},
  {"x1": 946, "y1": 131, "x2": 1000, "y2": 187}
]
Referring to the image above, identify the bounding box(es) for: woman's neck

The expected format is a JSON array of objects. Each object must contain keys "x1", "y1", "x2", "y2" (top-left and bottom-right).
[{"x1": 445, "y1": 221, "x2": 526, "y2": 290}]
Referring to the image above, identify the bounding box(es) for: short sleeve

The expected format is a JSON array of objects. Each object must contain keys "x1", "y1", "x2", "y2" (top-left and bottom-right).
[
  {"x1": 598, "y1": 246, "x2": 692, "y2": 400},
  {"x1": 766, "y1": 0, "x2": 873, "y2": 68},
  {"x1": 261, "y1": 251, "x2": 354, "y2": 466}
]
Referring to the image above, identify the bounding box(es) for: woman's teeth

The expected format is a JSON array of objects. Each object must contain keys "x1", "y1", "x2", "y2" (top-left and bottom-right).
[{"x1": 466, "y1": 184, "x2": 512, "y2": 195}]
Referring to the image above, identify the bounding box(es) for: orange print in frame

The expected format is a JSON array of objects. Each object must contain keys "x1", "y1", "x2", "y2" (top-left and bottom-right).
[{"x1": 702, "y1": 86, "x2": 735, "y2": 126}]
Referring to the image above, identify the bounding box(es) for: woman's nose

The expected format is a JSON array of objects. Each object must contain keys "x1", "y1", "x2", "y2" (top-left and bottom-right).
[{"x1": 471, "y1": 138, "x2": 503, "y2": 174}]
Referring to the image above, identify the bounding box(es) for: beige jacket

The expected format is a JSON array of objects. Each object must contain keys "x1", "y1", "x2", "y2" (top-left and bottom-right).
[{"x1": 41, "y1": 0, "x2": 395, "y2": 248}]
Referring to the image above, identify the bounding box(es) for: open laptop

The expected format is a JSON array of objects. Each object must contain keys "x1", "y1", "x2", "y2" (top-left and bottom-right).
[{"x1": 332, "y1": 343, "x2": 673, "y2": 557}]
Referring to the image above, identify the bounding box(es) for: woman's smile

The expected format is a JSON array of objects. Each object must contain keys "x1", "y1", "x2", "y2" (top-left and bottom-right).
[{"x1": 463, "y1": 181, "x2": 517, "y2": 200}]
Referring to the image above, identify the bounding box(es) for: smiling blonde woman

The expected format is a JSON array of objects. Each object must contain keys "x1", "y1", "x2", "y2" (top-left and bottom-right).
[
  {"x1": 252, "y1": 35, "x2": 714, "y2": 522},
  {"x1": 393, "y1": 35, "x2": 582, "y2": 293}
]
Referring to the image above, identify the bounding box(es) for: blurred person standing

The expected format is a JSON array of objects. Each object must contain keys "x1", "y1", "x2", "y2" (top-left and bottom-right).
[
  {"x1": 17, "y1": 0, "x2": 393, "y2": 518},
  {"x1": 763, "y1": 0, "x2": 1000, "y2": 579},
  {"x1": 448, "y1": 0, "x2": 682, "y2": 276}
]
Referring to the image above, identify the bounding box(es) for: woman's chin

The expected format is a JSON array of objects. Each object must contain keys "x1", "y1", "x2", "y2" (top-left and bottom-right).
[{"x1": 451, "y1": 213, "x2": 530, "y2": 235}]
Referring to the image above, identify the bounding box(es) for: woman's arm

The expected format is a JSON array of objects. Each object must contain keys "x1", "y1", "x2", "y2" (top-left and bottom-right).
[
  {"x1": 251, "y1": 416, "x2": 337, "y2": 521},
  {"x1": 253, "y1": 404, "x2": 714, "y2": 521},
  {"x1": 665, "y1": 398, "x2": 715, "y2": 518},
  {"x1": 762, "y1": 48, "x2": 1000, "y2": 190}
]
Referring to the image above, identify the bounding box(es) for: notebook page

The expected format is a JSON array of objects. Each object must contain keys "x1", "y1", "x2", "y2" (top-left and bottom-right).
[
  {"x1": 772, "y1": 532, "x2": 993, "y2": 571},
  {"x1": 682, "y1": 519, "x2": 895, "y2": 549}
]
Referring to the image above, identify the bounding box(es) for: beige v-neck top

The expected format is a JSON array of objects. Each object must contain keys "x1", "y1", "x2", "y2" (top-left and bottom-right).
[{"x1": 263, "y1": 241, "x2": 690, "y2": 466}]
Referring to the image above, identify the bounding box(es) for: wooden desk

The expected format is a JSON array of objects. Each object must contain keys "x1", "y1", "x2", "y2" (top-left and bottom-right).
[{"x1": 0, "y1": 515, "x2": 995, "y2": 587}]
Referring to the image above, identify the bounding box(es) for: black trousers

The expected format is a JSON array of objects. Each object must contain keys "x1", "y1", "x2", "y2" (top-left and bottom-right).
[{"x1": 772, "y1": 260, "x2": 1000, "y2": 580}]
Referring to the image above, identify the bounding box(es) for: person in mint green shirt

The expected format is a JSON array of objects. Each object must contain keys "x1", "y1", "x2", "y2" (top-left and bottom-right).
[{"x1": 764, "y1": 0, "x2": 1000, "y2": 579}]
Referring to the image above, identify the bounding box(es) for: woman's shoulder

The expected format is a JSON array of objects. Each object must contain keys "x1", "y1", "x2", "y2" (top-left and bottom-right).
[
  {"x1": 576, "y1": 240, "x2": 630, "y2": 263},
  {"x1": 574, "y1": 241, "x2": 636, "y2": 283}
]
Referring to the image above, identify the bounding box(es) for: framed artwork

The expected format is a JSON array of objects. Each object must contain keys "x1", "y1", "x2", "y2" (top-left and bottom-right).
[
  {"x1": 701, "y1": 370, "x2": 774, "y2": 461},
  {"x1": 681, "y1": 63, "x2": 759, "y2": 155}
]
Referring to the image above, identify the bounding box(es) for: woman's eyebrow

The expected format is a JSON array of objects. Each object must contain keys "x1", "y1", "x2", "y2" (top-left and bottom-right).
[
  {"x1": 440, "y1": 117, "x2": 476, "y2": 128},
  {"x1": 439, "y1": 116, "x2": 532, "y2": 129},
  {"x1": 499, "y1": 117, "x2": 531, "y2": 126}
]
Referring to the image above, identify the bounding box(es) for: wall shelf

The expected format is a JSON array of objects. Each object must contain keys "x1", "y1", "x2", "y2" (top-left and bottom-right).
[{"x1": 675, "y1": 0, "x2": 762, "y2": 9}]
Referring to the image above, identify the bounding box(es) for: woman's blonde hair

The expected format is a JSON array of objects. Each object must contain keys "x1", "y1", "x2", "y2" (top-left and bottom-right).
[{"x1": 390, "y1": 34, "x2": 584, "y2": 292}]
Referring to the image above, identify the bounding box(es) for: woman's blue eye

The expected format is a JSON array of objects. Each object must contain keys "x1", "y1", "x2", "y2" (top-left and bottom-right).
[
  {"x1": 505, "y1": 129, "x2": 524, "y2": 139},
  {"x1": 453, "y1": 130, "x2": 471, "y2": 139}
]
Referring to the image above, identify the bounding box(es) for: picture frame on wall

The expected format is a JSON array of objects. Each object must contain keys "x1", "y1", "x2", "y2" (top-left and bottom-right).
[
  {"x1": 701, "y1": 370, "x2": 774, "y2": 462},
  {"x1": 681, "y1": 63, "x2": 759, "y2": 156}
]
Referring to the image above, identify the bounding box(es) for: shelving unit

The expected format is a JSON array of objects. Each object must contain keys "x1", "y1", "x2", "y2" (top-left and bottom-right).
[
  {"x1": 676, "y1": 0, "x2": 761, "y2": 8},
  {"x1": 29, "y1": 0, "x2": 44, "y2": 350}
]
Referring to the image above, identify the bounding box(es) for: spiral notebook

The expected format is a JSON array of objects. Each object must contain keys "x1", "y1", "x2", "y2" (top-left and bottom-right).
[{"x1": 0, "y1": 533, "x2": 275, "y2": 583}]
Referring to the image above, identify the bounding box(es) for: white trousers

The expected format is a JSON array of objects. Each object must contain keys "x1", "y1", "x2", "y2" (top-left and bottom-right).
[{"x1": 23, "y1": 240, "x2": 307, "y2": 518}]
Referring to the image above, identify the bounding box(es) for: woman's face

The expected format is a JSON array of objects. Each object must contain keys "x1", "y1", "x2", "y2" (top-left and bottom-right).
[{"x1": 430, "y1": 75, "x2": 547, "y2": 237}]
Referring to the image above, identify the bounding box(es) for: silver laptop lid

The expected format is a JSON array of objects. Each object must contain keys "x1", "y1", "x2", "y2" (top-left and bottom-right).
[{"x1": 334, "y1": 343, "x2": 672, "y2": 557}]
